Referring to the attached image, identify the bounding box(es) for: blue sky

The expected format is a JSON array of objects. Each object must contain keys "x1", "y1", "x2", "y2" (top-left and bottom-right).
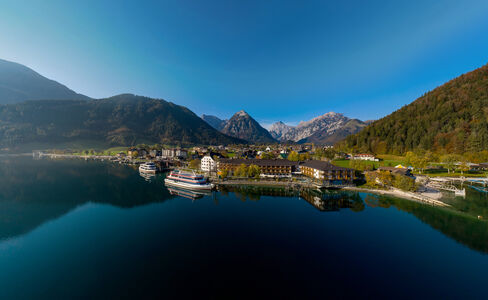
[{"x1": 1, "y1": 0, "x2": 488, "y2": 127}]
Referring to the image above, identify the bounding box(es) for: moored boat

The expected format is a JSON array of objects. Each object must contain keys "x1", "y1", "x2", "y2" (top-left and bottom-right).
[
  {"x1": 164, "y1": 170, "x2": 214, "y2": 190},
  {"x1": 139, "y1": 162, "x2": 157, "y2": 174}
]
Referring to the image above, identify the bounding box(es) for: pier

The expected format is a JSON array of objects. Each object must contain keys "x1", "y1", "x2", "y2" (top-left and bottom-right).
[{"x1": 427, "y1": 178, "x2": 466, "y2": 197}]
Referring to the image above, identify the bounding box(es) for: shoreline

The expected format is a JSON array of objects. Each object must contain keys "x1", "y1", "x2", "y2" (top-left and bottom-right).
[
  {"x1": 343, "y1": 186, "x2": 450, "y2": 207},
  {"x1": 215, "y1": 180, "x2": 450, "y2": 208},
  {"x1": 24, "y1": 153, "x2": 451, "y2": 207}
]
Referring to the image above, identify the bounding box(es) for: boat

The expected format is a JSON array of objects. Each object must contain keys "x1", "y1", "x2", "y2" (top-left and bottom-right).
[
  {"x1": 164, "y1": 170, "x2": 214, "y2": 190},
  {"x1": 139, "y1": 162, "x2": 158, "y2": 174}
]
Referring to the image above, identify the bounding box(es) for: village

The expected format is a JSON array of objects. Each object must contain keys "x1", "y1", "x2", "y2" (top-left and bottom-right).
[{"x1": 36, "y1": 143, "x2": 488, "y2": 207}]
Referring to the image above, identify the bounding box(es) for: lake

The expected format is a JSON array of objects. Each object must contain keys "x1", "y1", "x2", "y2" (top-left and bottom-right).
[{"x1": 0, "y1": 156, "x2": 487, "y2": 299}]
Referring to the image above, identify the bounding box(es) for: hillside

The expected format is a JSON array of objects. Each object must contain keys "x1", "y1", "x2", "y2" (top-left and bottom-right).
[
  {"x1": 338, "y1": 63, "x2": 488, "y2": 154},
  {"x1": 0, "y1": 59, "x2": 89, "y2": 104},
  {"x1": 0, "y1": 94, "x2": 244, "y2": 150},
  {"x1": 221, "y1": 110, "x2": 276, "y2": 143}
]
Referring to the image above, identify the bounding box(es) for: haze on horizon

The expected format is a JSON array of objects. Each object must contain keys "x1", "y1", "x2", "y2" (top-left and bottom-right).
[{"x1": 1, "y1": 0, "x2": 488, "y2": 125}]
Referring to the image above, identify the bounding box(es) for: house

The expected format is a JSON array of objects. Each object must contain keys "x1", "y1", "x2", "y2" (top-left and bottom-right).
[
  {"x1": 175, "y1": 149, "x2": 188, "y2": 159},
  {"x1": 149, "y1": 149, "x2": 161, "y2": 158},
  {"x1": 127, "y1": 148, "x2": 137, "y2": 157},
  {"x1": 478, "y1": 163, "x2": 488, "y2": 170},
  {"x1": 217, "y1": 158, "x2": 298, "y2": 178},
  {"x1": 201, "y1": 155, "x2": 217, "y2": 172},
  {"x1": 301, "y1": 160, "x2": 355, "y2": 184},
  {"x1": 128, "y1": 148, "x2": 147, "y2": 158},
  {"x1": 241, "y1": 149, "x2": 257, "y2": 158},
  {"x1": 162, "y1": 148, "x2": 187, "y2": 159},
  {"x1": 349, "y1": 153, "x2": 379, "y2": 161}
]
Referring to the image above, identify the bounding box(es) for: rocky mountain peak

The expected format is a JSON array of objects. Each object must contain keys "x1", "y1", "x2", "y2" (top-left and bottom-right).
[
  {"x1": 220, "y1": 110, "x2": 276, "y2": 143},
  {"x1": 269, "y1": 112, "x2": 365, "y2": 145},
  {"x1": 234, "y1": 110, "x2": 250, "y2": 117}
]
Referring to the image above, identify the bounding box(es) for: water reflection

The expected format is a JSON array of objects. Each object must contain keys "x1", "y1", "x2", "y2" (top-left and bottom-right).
[
  {"x1": 300, "y1": 189, "x2": 363, "y2": 212},
  {"x1": 442, "y1": 183, "x2": 488, "y2": 219},
  {"x1": 0, "y1": 157, "x2": 174, "y2": 241},
  {"x1": 139, "y1": 171, "x2": 156, "y2": 182},
  {"x1": 167, "y1": 187, "x2": 212, "y2": 201},
  {"x1": 361, "y1": 193, "x2": 488, "y2": 254},
  {"x1": 1, "y1": 156, "x2": 488, "y2": 254}
]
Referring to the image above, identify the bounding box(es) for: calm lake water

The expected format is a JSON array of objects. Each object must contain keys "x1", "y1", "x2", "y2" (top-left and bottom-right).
[{"x1": 0, "y1": 156, "x2": 487, "y2": 299}]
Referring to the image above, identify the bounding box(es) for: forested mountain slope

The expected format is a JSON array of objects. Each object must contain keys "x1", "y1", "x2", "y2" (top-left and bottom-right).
[
  {"x1": 338, "y1": 63, "x2": 488, "y2": 154},
  {"x1": 0, "y1": 94, "x2": 243, "y2": 149}
]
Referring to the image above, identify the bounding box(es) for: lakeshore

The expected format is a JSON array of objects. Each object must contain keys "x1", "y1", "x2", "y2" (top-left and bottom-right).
[
  {"x1": 342, "y1": 186, "x2": 450, "y2": 207},
  {"x1": 31, "y1": 152, "x2": 459, "y2": 208},
  {"x1": 215, "y1": 180, "x2": 450, "y2": 207}
]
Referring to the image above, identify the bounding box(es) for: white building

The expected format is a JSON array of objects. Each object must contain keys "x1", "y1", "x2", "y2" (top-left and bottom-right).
[
  {"x1": 201, "y1": 155, "x2": 216, "y2": 172},
  {"x1": 175, "y1": 149, "x2": 187, "y2": 158},
  {"x1": 162, "y1": 148, "x2": 187, "y2": 159},
  {"x1": 350, "y1": 153, "x2": 379, "y2": 161}
]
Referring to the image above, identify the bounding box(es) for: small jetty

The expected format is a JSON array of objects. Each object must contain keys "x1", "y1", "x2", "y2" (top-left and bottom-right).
[{"x1": 427, "y1": 178, "x2": 466, "y2": 197}]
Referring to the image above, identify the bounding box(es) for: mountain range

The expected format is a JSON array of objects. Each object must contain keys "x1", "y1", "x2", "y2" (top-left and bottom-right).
[
  {"x1": 0, "y1": 94, "x2": 244, "y2": 149},
  {"x1": 0, "y1": 59, "x2": 89, "y2": 104},
  {"x1": 4, "y1": 56, "x2": 485, "y2": 153},
  {"x1": 0, "y1": 59, "x2": 245, "y2": 149},
  {"x1": 269, "y1": 112, "x2": 367, "y2": 145},
  {"x1": 338, "y1": 63, "x2": 488, "y2": 154},
  {"x1": 202, "y1": 111, "x2": 366, "y2": 145}
]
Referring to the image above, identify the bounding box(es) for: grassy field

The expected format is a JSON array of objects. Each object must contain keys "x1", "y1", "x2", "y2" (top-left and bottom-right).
[
  {"x1": 377, "y1": 154, "x2": 405, "y2": 161},
  {"x1": 332, "y1": 159, "x2": 405, "y2": 169}
]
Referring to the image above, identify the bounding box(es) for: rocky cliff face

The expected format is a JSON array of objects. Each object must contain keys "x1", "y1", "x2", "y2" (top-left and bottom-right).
[
  {"x1": 269, "y1": 112, "x2": 366, "y2": 145},
  {"x1": 269, "y1": 121, "x2": 294, "y2": 140},
  {"x1": 220, "y1": 110, "x2": 276, "y2": 143}
]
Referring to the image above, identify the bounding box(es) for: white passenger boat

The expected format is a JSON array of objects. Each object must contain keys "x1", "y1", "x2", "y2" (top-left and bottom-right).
[
  {"x1": 164, "y1": 170, "x2": 214, "y2": 190},
  {"x1": 139, "y1": 162, "x2": 157, "y2": 174}
]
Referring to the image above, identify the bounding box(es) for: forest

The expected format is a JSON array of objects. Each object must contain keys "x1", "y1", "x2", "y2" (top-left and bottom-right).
[{"x1": 337, "y1": 63, "x2": 488, "y2": 156}]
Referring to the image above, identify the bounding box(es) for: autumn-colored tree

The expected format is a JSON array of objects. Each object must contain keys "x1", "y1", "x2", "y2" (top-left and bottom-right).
[
  {"x1": 189, "y1": 159, "x2": 200, "y2": 169},
  {"x1": 247, "y1": 164, "x2": 261, "y2": 178},
  {"x1": 261, "y1": 152, "x2": 276, "y2": 159},
  {"x1": 299, "y1": 153, "x2": 311, "y2": 161},
  {"x1": 220, "y1": 169, "x2": 229, "y2": 179},
  {"x1": 459, "y1": 158, "x2": 470, "y2": 174},
  {"x1": 440, "y1": 154, "x2": 459, "y2": 174},
  {"x1": 235, "y1": 163, "x2": 248, "y2": 177},
  {"x1": 288, "y1": 151, "x2": 300, "y2": 161}
]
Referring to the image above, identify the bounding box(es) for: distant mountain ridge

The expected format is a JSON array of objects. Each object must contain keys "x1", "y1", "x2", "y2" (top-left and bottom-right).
[
  {"x1": 269, "y1": 112, "x2": 366, "y2": 145},
  {"x1": 0, "y1": 94, "x2": 244, "y2": 149},
  {"x1": 0, "y1": 59, "x2": 90, "y2": 104},
  {"x1": 201, "y1": 114, "x2": 227, "y2": 131},
  {"x1": 220, "y1": 110, "x2": 276, "y2": 143}
]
